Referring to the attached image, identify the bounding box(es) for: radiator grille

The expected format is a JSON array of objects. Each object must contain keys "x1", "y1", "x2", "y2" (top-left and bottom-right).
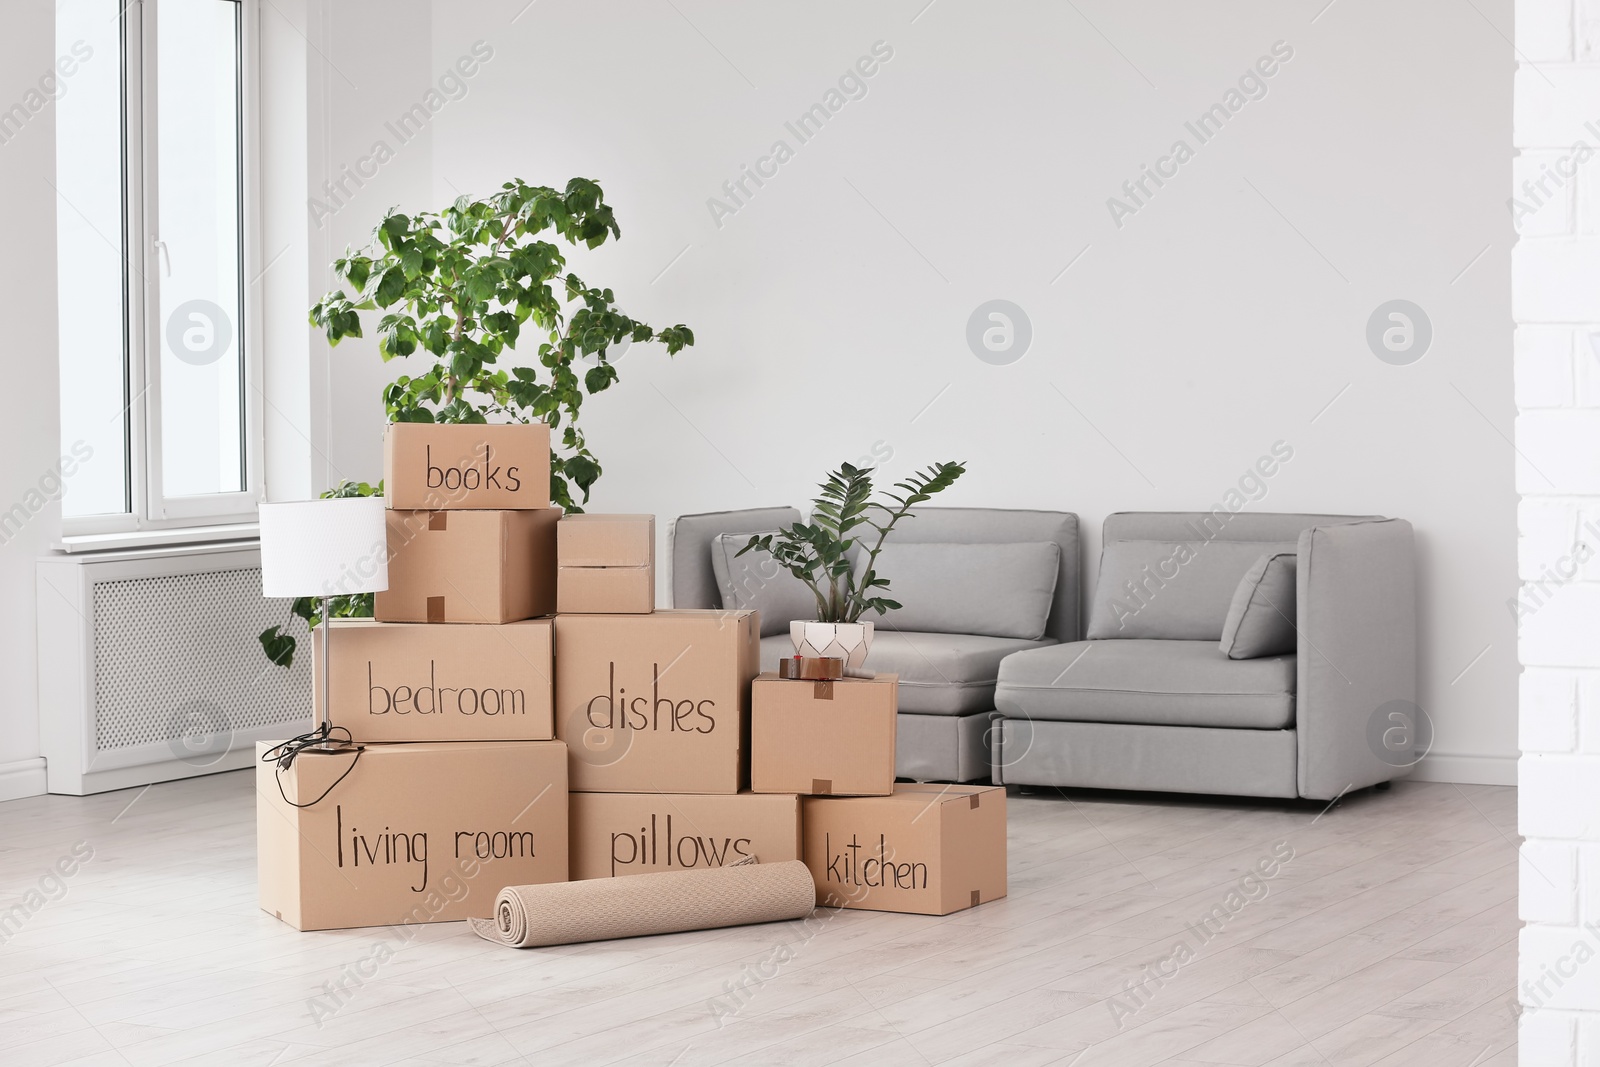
[{"x1": 91, "y1": 567, "x2": 312, "y2": 751}]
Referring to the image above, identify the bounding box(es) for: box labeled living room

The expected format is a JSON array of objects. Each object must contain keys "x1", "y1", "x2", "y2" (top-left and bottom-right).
[
  {"x1": 17, "y1": 7, "x2": 1542, "y2": 1060},
  {"x1": 256, "y1": 740, "x2": 568, "y2": 932}
]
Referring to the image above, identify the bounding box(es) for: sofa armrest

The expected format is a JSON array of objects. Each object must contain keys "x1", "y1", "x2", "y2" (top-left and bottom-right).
[
  {"x1": 668, "y1": 507, "x2": 802, "y2": 608},
  {"x1": 1295, "y1": 517, "x2": 1417, "y2": 799}
]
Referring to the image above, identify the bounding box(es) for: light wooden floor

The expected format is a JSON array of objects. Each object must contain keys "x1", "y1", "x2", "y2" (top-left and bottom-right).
[{"x1": 0, "y1": 773, "x2": 1517, "y2": 1067}]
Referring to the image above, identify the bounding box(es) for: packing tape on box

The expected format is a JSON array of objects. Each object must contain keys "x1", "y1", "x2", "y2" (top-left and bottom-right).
[
  {"x1": 778, "y1": 656, "x2": 844, "y2": 681},
  {"x1": 470, "y1": 857, "x2": 815, "y2": 948}
]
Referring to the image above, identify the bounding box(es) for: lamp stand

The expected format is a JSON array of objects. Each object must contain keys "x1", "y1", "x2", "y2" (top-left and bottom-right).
[{"x1": 319, "y1": 595, "x2": 332, "y2": 744}]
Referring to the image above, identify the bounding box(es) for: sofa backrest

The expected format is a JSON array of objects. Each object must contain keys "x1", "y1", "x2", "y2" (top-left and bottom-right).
[
  {"x1": 669, "y1": 506, "x2": 801, "y2": 611},
  {"x1": 873, "y1": 507, "x2": 1081, "y2": 643},
  {"x1": 1090, "y1": 511, "x2": 1381, "y2": 641},
  {"x1": 669, "y1": 505, "x2": 1082, "y2": 644},
  {"x1": 1102, "y1": 512, "x2": 1376, "y2": 544}
]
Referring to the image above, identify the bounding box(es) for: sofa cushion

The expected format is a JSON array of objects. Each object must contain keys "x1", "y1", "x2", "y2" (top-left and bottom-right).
[
  {"x1": 854, "y1": 541, "x2": 1059, "y2": 640},
  {"x1": 670, "y1": 506, "x2": 802, "y2": 610},
  {"x1": 995, "y1": 639, "x2": 1295, "y2": 729},
  {"x1": 1086, "y1": 539, "x2": 1299, "y2": 641},
  {"x1": 711, "y1": 533, "x2": 818, "y2": 637},
  {"x1": 760, "y1": 631, "x2": 1056, "y2": 715},
  {"x1": 1220, "y1": 553, "x2": 1298, "y2": 659}
]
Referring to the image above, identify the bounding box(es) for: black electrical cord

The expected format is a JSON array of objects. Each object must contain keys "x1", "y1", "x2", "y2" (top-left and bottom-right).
[{"x1": 260, "y1": 723, "x2": 365, "y2": 809}]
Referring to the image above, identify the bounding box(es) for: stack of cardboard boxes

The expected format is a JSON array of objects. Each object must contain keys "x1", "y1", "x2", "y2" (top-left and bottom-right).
[
  {"x1": 257, "y1": 424, "x2": 568, "y2": 931},
  {"x1": 258, "y1": 422, "x2": 1006, "y2": 933}
]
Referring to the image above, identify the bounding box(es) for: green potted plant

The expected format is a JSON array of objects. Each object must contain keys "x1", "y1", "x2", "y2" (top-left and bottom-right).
[
  {"x1": 739, "y1": 460, "x2": 966, "y2": 670},
  {"x1": 310, "y1": 177, "x2": 694, "y2": 512},
  {"x1": 262, "y1": 177, "x2": 693, "y2": 668}
]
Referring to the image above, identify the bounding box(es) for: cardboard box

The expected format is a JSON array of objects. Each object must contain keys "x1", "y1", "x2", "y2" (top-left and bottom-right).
[
  {"x1": 554, "y1": 610, "x2": 759, "y2": 793},
  {"x1": 557, "y1": 514, "x2": 655, "y2": 614},
  {"x1": 751, "y1": 674, "x2": 897, "y2": 796},
  {"x1": 557, "y1": 566, "x2": 654, "y2": 614},
  {"x1": 569, "y1": 791, "x2": 800, "y2": 880},
  {"x1": 801, "y1": 785, "x2": 1006, "y2": 915},
  {"x1": 256, "y1": 740, "x2": 568, "y2": 931},
  {"x1": 314, "y1": 618, "x2": 553, "y2": 742},
  {"x1": 383, "y1": 422, "x2": 551, "y2": 511},
  {"x1": 557, "y1": 513, "x2": 653, "y2": 567},
  {"x1": 375, "y1": 509, "x2": 558, "y2": 624}
]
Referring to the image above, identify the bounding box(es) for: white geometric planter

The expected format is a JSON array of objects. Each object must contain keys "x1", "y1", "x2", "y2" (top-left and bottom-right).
[{"x1": 790, "y1": 620, "x2": 874, "y2": 671}]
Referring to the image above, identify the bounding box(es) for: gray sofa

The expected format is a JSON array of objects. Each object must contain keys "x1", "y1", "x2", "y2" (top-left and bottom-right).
[
  {"x1": 991, "y1": 512, "x2": 1416, "y2": 801},
  {"x1": 669, "y1": 507, "x2": 1081, "y2": 782}
]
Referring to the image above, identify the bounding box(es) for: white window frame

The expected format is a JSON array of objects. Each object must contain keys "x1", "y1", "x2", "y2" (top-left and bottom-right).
[{"x1": 64, "y1": 0, "x2": 264, "y2": 538}]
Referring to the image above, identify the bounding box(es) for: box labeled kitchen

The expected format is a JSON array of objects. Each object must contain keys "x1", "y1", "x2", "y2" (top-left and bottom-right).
[
  {"x1": 313, "y1": 618, "x2": 553, "y2": 742},
  {"x1": 384, "y1": 422, "x2": 551, "y2": 511},
  {"x1": 256, "y1": 740, "x2": 567, "y2": 931},
  {"x1": 375, "y1": 508, "x2": 558, "y2": 624},
  {"x1": 801, "y1": 784, "x2": 1006, "y2": 916},
  {"x1": 751, "y1": 673, "x2": 897, "y2": 796},
  {"x1": 568, "y1": 791, "x2": 800, "y2": 880},
  {"x1": 557, "y1": 513, "x2": 654, "y2": 614},
  {"x1": 553, "y1": 610, "x2": 759, "y2": 793}
]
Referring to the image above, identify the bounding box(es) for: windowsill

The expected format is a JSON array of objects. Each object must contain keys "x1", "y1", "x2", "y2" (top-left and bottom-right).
[{"x1": 55, "y1": 522, "x2": 260, "y2": 554}]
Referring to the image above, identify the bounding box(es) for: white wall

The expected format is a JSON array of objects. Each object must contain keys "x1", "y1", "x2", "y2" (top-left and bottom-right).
[
  {"x1": 1512, "y1": 0, "x2": 1600, "y2": 1059},
  {"x1": 0, "y1": 0, "x2": 64, "y2": 800},
  {"x1": 261, "y1": 0, "x2": 438, "y2": 496},
  {"x1": 348, "y1": 0, "x2": 1512, "y2": 779}
]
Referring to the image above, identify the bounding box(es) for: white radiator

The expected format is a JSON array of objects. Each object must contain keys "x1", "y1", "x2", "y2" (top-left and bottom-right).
[{"x1": 38, "y1": 542, "x2": 313, "y2": 795}]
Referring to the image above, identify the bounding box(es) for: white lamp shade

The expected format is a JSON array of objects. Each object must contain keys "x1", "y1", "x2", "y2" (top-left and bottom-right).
[{"x1": 259, "y1": 498, "x2": 389, "y2": 598}]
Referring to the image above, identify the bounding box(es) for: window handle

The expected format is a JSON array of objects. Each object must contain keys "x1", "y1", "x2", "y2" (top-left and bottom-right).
[{"x1": 152, "y1": 237, "x2": 171, "y2": 276}]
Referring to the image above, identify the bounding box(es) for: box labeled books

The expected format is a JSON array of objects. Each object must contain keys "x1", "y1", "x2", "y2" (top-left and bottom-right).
[{"x1": 383, "y1": 422, "x2": 550, "y2": 510}]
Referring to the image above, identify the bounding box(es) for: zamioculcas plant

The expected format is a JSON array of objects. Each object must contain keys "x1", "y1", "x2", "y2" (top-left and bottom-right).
[
  {"x1": 739, "y1": 461, "x2": 967, "y2": 623},
  {"x1": 310, "y1": 177, "x2": 694, "y2": 512}
]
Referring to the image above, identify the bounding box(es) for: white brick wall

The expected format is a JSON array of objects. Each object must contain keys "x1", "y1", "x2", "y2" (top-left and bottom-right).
[{"x1": 1516, "y1": 1, "x2": 1600, "y2": 1059}]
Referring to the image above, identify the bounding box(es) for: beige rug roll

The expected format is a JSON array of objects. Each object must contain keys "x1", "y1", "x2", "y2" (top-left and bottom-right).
[{"x1": 470, "y1": 858, "x2": 816, "y2": 948}]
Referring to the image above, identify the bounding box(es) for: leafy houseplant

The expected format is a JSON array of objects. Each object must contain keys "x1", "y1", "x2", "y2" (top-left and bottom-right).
[
  {"x1": 739, "y1": 461, "x2": 966, "y2": 669},
  {"x1": 261, "y1": 178, "x2": 693, "y2": 669},
  {"x1": 310, "y1": 177, "x2": 694, "y2": 512}
]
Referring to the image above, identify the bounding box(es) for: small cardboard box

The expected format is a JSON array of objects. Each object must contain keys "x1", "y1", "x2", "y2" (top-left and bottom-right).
[
  {"x1": 375, "y1": 509, "x2": 558, "y2": 624},
  {"x1": 557, "y1": 513, "x2": 653, "y2": 567},
  {"x1": 751, "y1": 674, "x2": 897, "y2": 796},
  {"x1": 383, "y1": 422, "x2": 550, "y2": 511},
  {"x1": 554, "y1": 610, "x2": 759, "y2": 793},
  {"x1": 314, "y1": 618, "x2": 553, "y2": 742},
  {"x1": 557, "y1": 514, "x2": 655, "y2": 614},
  {"x1": 801, "y1": 785, "x2": 1006, "y2": 916},
  {"x1": 569, "y1": 791, "x2": 800, "y2": 880},
  {"x1": 557, "y1": 567, "x2": 655, "y2": 614},
  {"x1": 256, "y1": 740, "x2": 567, "y2": 931}
]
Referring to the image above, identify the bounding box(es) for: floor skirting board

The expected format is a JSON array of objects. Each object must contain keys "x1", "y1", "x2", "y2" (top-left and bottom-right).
[
  {"x1": 1410, "y1": 751, "x2": 1518, "y2": 786},
  {"x1": 0, "y1": 758, "x2": 47, "y2": 801}
]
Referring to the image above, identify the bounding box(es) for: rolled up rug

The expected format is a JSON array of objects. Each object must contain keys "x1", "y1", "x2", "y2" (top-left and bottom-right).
[{"x1": 470, "y1": 857, "x2": 816, "y2": 948}]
